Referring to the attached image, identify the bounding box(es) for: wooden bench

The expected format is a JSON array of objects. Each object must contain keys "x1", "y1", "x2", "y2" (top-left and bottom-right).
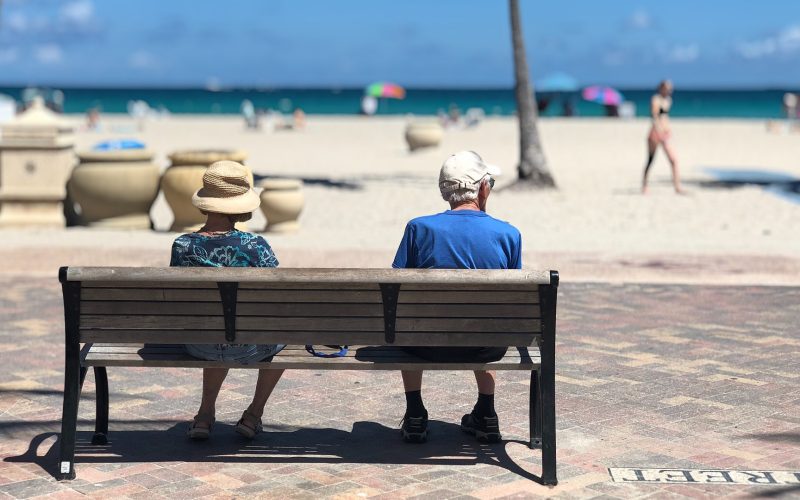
[{"x1": 58, "y1": 266, "x2": 558, "y2": 485}]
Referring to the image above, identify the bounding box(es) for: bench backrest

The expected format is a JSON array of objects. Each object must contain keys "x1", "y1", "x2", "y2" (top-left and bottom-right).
[{"x1": 60, "y1": 267, "x2": 557, "y2": 348}]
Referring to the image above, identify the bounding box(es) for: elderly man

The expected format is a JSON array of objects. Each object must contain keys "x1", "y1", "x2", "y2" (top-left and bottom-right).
[{"x1": 392, "y1": 150, "x2": 522, "y2": 444}]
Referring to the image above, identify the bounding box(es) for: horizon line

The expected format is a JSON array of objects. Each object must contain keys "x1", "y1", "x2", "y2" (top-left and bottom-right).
[{"x1": 1, "y1": 83, "x2": 798, "y2": 92}]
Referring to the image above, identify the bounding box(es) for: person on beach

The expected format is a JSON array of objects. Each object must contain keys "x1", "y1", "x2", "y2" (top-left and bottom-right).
[
  {"x1": 642, "y1": 80, "x2": 684, "y2": 194},
  {"x1": 170, "y1": 160, "x2": 284, "y2": 440},
  {"x1": 392, "y1": 150, "x2": 522, "y2": 444}
]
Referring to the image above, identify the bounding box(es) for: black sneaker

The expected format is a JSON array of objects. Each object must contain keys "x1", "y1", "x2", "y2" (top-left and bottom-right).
[
  {"x1": 460, "y1": 413, "x2": 501, "y2": 443},
  {"x1": 400, "y1": 412, "x2": 428, "y2": 443}
]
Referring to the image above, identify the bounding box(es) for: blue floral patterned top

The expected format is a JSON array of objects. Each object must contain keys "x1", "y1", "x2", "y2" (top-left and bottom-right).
[
  {"x1": 170, "y1": 230, "x2": 282, "y2": 364},
  {"x1": 170, "y1": 230, "x2": 278, "y2": 268}
]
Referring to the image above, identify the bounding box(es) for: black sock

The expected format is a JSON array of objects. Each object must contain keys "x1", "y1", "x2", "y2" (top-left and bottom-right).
[
  {"x1": 404, "y1": 390, "x2": 426, "y2": 416},
  {"x1": 472, "y1": 393, "x2": 496, "y2": 418}
]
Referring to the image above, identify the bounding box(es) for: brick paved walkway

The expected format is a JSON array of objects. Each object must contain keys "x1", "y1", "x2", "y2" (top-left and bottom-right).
[{"x1": 1, "y1": 278, "x2": 799, "y2": 498}]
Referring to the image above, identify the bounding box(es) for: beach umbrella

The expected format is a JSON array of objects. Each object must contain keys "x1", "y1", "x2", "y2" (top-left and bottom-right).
[
  {"x1": 581, "y1": 86, "x2": 624, "y2": 106},
  {"x1": 93, "y1": 139, "x2": 145, "y2": 151},
  {"x1": 365, "y1": 82, "x2": 406, "y2": 99},
  {"x1": 536, "y1": 72, "x2": 579, "y2": 93}
]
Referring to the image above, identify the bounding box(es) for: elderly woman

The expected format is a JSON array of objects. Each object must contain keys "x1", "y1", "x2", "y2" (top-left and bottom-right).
[
  {"x1": 170, "y1": 160, "x2": 283, "y2": 440},
  {"x1": 642, "y1": 80, "x2": 684, "y2": 194}
]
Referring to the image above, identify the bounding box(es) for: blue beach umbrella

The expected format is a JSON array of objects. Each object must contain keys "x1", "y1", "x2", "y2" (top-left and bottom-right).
[
  {"x1": 93, "y1": 139, "x2": 145, "y2": 151},
  {"x1": 536, "y1": 72, "x2": 579, "y2": 93}
]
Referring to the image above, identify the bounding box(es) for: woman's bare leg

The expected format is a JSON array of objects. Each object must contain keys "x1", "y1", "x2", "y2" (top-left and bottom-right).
[
  {"x1": 196, "y1": 368, "x2": 229, "y2": 428},
  {"x1": 662, "y1": 141, "x2": 684, "y2": 193},
  {"x1": 247, "y1": 369, "x2": 285, "y2": 418},
  {"x1": 642, "y1": 138, "x2": 658, "y2": 194}
]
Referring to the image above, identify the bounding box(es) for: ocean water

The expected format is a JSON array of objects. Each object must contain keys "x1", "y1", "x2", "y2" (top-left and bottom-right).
[{"x1": 0, "y1": 86, "x2": 795, "y2": 118}]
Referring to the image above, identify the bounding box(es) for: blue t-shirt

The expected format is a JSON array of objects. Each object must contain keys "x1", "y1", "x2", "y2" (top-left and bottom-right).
[{"x1": 392, "y1": 210, "x2": 522, "y2": 269}]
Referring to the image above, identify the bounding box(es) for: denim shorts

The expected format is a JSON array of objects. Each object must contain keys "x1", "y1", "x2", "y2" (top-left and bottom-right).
[{"x1": 184, "y1": 343, "x2": 285, "y2": 364}]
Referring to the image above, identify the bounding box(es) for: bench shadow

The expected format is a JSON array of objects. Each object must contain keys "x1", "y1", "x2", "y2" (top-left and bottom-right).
[
  {"x1": 741, "y1": 431, "x2": 800, "y2": 444},
  {"x1": 747, "y1": 485, "x2": 800, "y2": 498},
  {"x1": 5, "y1": 420, "x2": 544, "y2": 484}
]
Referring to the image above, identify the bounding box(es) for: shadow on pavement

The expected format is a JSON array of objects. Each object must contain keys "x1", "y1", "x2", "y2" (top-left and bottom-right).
[
  {"x1": 741, "y1": 431, "x2": 800, "y2": 444},
  {"x1": 5, "y1": 420, "x2": 545, "y2": 484}
]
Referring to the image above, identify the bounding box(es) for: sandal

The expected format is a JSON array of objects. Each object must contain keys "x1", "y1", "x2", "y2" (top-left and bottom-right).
[
  {"x1": 234, "y1": 409, "x2": 263, "y2": 439},
  {"x1": 187, "y1": 413, "x2": 215, "y2": 440}
]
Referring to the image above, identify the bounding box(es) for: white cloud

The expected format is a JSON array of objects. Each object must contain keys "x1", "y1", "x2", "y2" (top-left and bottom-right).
[
  {"x1": 60, "y1": 0, "x2": 95, "y2": 25},
  {"x1": 737, "y1": 24, "x2": 800, "y2": 59},
  {"x1": 664, "y1": 43, "x2": 700, "y2": 63},
  {"x1": 602, "y1": 50, "x2": 626, "y2": 67},
  {"x1": 0, "y1": 48, "x2": 19, "y2": 64},
  {"x1": 34, "y1": 44, "x2": 63, "y2": 64},
  {"x1": 129, "y1": 50, "x2": 158, "y2": 69},
  {"x1": 6, "y1": 12, "x2": 29, "y2": 32},
  {"x1": 626, "y1": 9, "x2": 652, "y2": 30}
]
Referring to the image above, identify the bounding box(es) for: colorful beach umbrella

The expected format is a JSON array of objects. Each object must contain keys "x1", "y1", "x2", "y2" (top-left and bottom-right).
[
  {"x1": 581, "y1": 86, "x2": 624, "y2": 106},
  {"x1": 365, "y1": 82, "x2": 406, "y2": 99}
]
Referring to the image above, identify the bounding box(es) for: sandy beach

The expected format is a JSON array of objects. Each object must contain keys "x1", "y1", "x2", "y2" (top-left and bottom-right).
[{"x1": 4, "y1": 115, "x2": 799, "y2": 284}]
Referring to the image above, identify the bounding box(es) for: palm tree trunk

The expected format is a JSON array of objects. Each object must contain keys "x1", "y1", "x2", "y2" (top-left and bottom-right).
[{"x1": 510, "y1": 0, "x2": 555, "y2": 187}]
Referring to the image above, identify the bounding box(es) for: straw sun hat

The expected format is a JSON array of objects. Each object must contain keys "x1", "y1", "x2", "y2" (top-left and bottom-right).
[{"x1": 191, "y1": 161, "x2": 260, "y2": 214}]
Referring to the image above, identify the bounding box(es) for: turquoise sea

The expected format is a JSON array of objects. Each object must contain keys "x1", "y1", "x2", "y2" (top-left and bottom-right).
[{"x1": 0, "y1": 86, "x2": 796, "y2": 118}]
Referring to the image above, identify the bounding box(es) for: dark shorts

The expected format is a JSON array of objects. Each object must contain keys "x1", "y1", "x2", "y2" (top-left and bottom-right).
[{"x1": 401, "y1": 346, "x2": 508, "y2": 363}]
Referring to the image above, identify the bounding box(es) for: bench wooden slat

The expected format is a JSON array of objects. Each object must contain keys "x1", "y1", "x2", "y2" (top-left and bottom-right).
[
  {"x1": 81, "y1": 281, "x2": 538, "y2": 292},
  {"x1": 87, "y1": 344, "x2": 538, "y2": 357},
  {"x1": 397, "y1": 303, "x2": 538, "y2": 318},
  {"x1": 81, "y1": 289, "x2": 386, "y2": 303},
  {"x1": 67, "y1": 267, "x2": 551, "y2": 285},
  {"x1": 81, "y1": 302, "x2": 539, "y2": 319},
  {"x1": 80, "y1": 288, "x2": 538, "y2": 305},
  {"x1": 396, "y1": 318, "x2": 540, "y2": 333},
  {"x1": 78, "y1": 329, "x2": 539, "y2": 346},
  {"x1": 398, "y1": 291, "x2": 537, "y2": 304},
  {"x1": 80, "y1": 315, "x2": 540, "y2": 333},
  {"x1": 79, "y1": 329, "x2": 386, "y2": 344},
  {"x1": 82, "y1": 344, "x2": 540, "y2": 370},
  {"x1": 80, "y1": 316, "x2": 387, "y2": 331},
  {"x1": 81, "y1": 302, "x2": 386, "y2": 317}
]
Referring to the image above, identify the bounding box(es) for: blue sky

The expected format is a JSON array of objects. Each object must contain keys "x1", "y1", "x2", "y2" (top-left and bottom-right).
[{"x1": 1, "y1": 0, "x2": 800, "y2": 88}]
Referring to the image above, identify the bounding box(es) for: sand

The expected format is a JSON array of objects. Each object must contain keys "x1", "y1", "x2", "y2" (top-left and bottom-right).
[{"x1": 3, "y1": 115, "x2": 799, "y2": 285}]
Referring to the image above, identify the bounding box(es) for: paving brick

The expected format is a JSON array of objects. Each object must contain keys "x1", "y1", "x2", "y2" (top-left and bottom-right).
[{"x1": 1, "y1": 279, "x2": 799, "y2": 498}]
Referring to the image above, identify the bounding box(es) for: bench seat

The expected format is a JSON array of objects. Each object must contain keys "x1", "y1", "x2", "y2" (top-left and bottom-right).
[
  {"x1": 58, "y1": 267, "x2": 558, "y2": 485},
  {"x1": 83, "y1": 343, "x2": 541, "y2": 370}
]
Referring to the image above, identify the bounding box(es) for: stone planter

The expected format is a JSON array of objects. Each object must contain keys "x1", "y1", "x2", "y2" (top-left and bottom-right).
[
  {"x1": 0, "y1": 97, "x2": 75, "y2": 228},
  {"x1": 67, "y1": 149, "x2": 159, "y2": 229},
  {"x1": 259, "y1": 179, "x2": 304, "y2": 232},
  {"x1": 162, "y1": 150, "x2": 250, "y2": 232},
  {"x1": 405, "y1": 122, "x2": 443, "y2": 152}
]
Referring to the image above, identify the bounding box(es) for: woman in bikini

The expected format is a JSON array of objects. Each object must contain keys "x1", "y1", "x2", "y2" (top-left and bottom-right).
[{"x1": 642, "y1": 80, "x2": 684, "y2": 194}]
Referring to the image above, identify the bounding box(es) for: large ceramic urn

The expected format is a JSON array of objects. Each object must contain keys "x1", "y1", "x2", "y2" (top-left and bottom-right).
[
  {"x1": 161, "y1": 150, "x2": 250, "y2": 232},
  {"x1": 404, "y1": 122, "x2": 443, "y2": 152},
  {"x1": 0, "y1": 97, "x2": 75, "y2": 227},
  {"x1": 67, "y1": 149, "x2": 159, "y2": 229},
  {"x1": 258, "y1": 178, "x2": 304, "y2": 232}
]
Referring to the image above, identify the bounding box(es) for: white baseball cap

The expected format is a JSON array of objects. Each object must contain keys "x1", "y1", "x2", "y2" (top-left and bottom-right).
[{"x1": 439, "y1": 150, "x2": 502, "y2": 194}]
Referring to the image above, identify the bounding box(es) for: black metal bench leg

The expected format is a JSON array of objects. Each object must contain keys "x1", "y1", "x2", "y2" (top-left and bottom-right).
[
  {"x1": 539, "y1": 278, "x2": 558, "y2": 486},
  {"x1": 58, "y1": 340, "x2": 81, "y2": 481},
  {"x1": 92, "y1": 367, "x2": 109, "y2": 445},
  {"x1": 529, "y1": 369, "x2": 543, "y2": 448},
  {"x1": 540, "y1": 363, "x2": 557, "y2": 486}
]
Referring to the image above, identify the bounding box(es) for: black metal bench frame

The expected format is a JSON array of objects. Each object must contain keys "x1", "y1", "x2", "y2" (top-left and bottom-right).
[{"x1": 57, "y1": 267, "x2": 558, "y2": 485}]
